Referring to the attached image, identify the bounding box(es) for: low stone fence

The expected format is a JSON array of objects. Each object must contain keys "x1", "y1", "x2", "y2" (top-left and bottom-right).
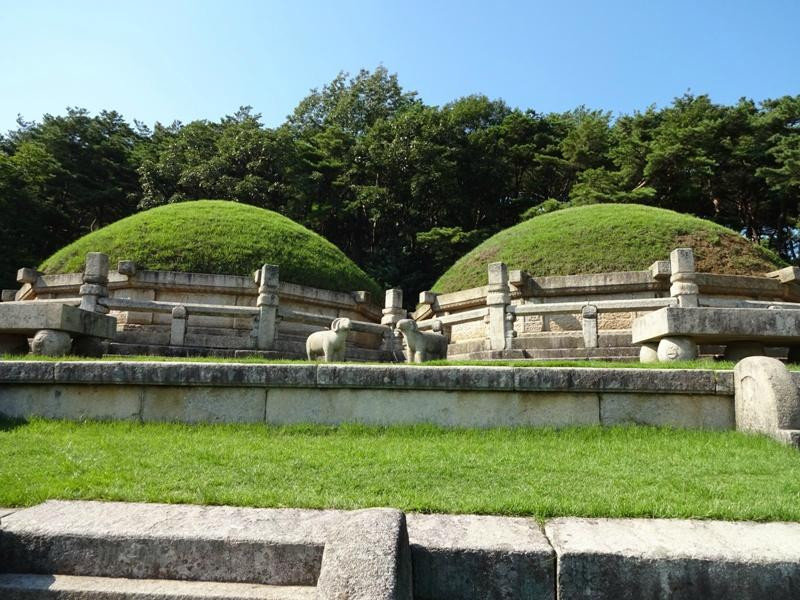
[
  {"x1": 414, "y1": 248, "x2": 800, "y2": 360},
  {"x1": 6, "y1": 255, "x2": 395, "y2": 360},
  {"x1": 0, "y1": 361, "x2": 735, "y2": 429}
]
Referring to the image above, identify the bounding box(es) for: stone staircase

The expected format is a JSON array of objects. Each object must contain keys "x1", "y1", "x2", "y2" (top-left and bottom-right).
[
  {"x1": 0, "y1": 502, "x2": 330, "y2": 599},
  {"x1": 447, "y1": 330, "x2": 642, "y2": 361},
  {"x1": 0, "y1": 574, "x2": 314, "y2": 599}
]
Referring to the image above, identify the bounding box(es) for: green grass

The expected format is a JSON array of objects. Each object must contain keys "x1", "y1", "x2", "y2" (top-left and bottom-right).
[
  {"x1": 2, "y1": 419, "x2": 799, "y2": 521},
  {"x1": 39, "y1": 200, "x2": 382, "y2": 299},
  {"x1": 433, "y1": 204, "x2": 785, "y2": 293}
]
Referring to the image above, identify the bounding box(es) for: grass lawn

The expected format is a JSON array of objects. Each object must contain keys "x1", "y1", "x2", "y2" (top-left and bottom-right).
[{"x1": 2, "y1": 419, "x2": 799, "y2": 522}]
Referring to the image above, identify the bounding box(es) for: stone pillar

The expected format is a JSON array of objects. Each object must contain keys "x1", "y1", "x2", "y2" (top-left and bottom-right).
[
  {"x1": 16, "y1": 267, "x2": 39, "y2": 286},
  {"x1": 381, "y1": 288, "x2": 406, "y2": 356},
  {"x1": 79, "y1": 252, "x2": 110, "y2": 314},
  {"x1": 170, "y1": 305, "x2": 187, "y2": 346},
  {"x1": 254, "y1": 264, "x2": 279, "y2": 350},
  {"x1": 382, "y1": 289, "x2": 405, "y2": 326},
  {"x1": 581, "y1": 304, "x2": 598, "y2": 348},
  {"x1": 669, "y1": 248, "x2": 699, "y2": 308},
  {"x1": 663, "y1": 247, "x2": 699, "y2": 361},
  {"x1": 486, "y1": 262, "x2": 515, "y2": 351}
]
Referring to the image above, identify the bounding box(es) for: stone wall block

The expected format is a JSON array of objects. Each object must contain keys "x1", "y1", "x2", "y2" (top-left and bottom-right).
[{"x1": 316, "y1": 508, "x2": 412, "y2": 600}]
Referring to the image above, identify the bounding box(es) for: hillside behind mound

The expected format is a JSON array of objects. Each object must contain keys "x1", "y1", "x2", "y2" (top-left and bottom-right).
[
  {"x1": 40, "y1": 200, "x2": 382, "y2": 298},
  {"x1": 433, "y1": 204, "x2": 784, "y2": 293}
]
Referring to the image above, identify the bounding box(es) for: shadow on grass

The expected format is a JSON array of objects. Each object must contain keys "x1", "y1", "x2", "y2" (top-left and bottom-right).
[{"x1": 0, "y1": 416, "x2": 29, "y2": 432}]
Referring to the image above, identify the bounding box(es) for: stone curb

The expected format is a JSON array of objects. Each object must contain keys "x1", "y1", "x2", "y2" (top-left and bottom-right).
[
  {"x1": 545, "y1": 517, "x2": 800, "y2": 600},
  {"x1": 0, "y1": 361, "x2": 735, "y2": 395},
  {"x1": 4, "y1": 501, "x2": 799, "y2": 599}
]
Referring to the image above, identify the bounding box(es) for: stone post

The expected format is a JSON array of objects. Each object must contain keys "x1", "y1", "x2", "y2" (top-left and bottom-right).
[
  {"x1": 485, "y1": 262, "x2": 514, "y2": 351},
  {"x1": 254, "y1": 264, "x2": 279, "y2": 350},
  {"x1": 381, "y1": 288, "x2": 406, "y2": 356},
  {"x1": 79, "y1": 252, "x2": 110, "y2": 314},
  {"x1": 669, "y1": 248, "x2": 698, "y2": 308},
  {"x1": 581, "y1": 304, "x2": 598, "y2": 348},
  {"x1": 170, "y1": 305, "x2": 187, "y2": 346},
  {"x1": 658, "y1": 247, "x2": 699, "y2": 361},
  {"x1": 16, "y1": 267, "x2": 39, "y2": 286}
]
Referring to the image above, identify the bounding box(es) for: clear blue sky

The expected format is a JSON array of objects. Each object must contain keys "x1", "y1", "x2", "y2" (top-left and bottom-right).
[{"x1": 2, "y1": 0, "x2": 798, "y2": 133}]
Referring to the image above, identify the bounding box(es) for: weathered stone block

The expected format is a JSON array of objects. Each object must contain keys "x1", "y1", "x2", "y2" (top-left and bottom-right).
[
  {"x1": 546, "y1": 517, "x2": 800, "y2": 599},
  {"x1": 407, "y1": 513, "x2": 555, "y2": 600},
  {"x1": 317, "y1": 508, "x2": 412, "y2": 600}
]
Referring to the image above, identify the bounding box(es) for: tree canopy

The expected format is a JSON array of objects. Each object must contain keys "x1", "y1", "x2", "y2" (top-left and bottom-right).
[{"x1": 2, "y1": 67, "x2": 799, "y2": 303}]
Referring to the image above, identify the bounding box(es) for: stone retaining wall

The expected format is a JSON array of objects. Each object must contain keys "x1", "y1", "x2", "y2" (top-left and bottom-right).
[{"x1": 0, "y1": 361, "x2": 735, "y2": 429}]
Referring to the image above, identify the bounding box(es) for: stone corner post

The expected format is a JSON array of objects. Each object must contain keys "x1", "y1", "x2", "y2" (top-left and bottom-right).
[
  {"x1": 581, "y1": 304, "x2": 599, "y2": 348},
  {"x1": 254, "y1": 264, "x2": 280, "y2": 350},
  {"x1": 80, "y1": 252, "x2": 110, "y2": 313},
  {"x1": 657, "y1": 247, "x2": 699, "y2": 361},
  {"x1": 381, "y1": 288, "x2": 406, "y2": 354},
  {"x1": 485, "y1": 262, "x2": 514, "y2": 351},
  {"x1": 170, "y1": 305, "x2": 187, "y2": 346},
  {"x1": 669, "y1": 248, "x2": 698, "y2": 308}
]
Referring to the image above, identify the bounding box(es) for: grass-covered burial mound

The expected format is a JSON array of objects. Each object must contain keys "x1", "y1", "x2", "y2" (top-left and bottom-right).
[
  {"x1": 433, "y1": 204, "x2": 784, "y2": 293},
  {"x1": 40, "y1": 200, "x2": 381, "y2": 297}
]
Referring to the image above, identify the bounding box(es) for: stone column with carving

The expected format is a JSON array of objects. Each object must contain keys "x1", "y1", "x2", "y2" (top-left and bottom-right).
[
  {"x1": 254, "y1": 264, "x2": 280, "y2": 350},
  {"x1": 79, "y1": 252, "x2": 110, "y2": 314},
  {"x1": 485, "y1": 262, "x2": 514, "y2": 352},
  {"x1": 658, "y1": 247, "x2": 699, "y2": 361},
  {"x1": 381, "y1": 288, "x2": 406, "y2": 356}
]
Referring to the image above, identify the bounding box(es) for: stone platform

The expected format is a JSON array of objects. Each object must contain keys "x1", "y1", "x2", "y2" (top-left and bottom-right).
[{"x1": 0, "y1": 302, "x2": 116, "y2": 356}]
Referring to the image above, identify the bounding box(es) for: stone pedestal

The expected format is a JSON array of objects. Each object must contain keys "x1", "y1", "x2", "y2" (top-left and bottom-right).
[
  {"x1": 30, "y1": 329, "x2": 72, "y2": 356},
  {"x1": 657, "y1": 337, "x2": 698, "y2": 361},
  {"x1": 639, "y1": 343, "x2": 659, "y2": 363}
]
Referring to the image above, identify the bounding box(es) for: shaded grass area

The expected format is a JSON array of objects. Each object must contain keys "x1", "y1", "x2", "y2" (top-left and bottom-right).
[
  {"x1": 433, "y1": 204, "x2": 784, "y2": 293},
  {"x1": 2, "y1": 419, "x2": 799, "y2": 522},
  {"x1": 1, "y1": 354, "x2": 742, "y2": 370}
]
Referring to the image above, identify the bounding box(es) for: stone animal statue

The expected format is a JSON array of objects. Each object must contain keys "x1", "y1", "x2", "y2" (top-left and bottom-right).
[
  {"x1": 396, "y1": 318, "x2": 448, "y2": 363},
  {"x1": 306, "y1": 318, "x2": 351, "y2": 362}
]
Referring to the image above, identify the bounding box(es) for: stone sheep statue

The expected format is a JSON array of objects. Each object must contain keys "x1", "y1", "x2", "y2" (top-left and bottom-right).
[
  {"x1": 396, "y1": 318, "x2": 448, "y2": 363},
  {"x1": 306, "y1": 318, "x2": 351, "y2": 362}
]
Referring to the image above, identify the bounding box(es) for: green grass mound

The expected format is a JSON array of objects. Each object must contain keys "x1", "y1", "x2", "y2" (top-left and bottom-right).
[
  {"x1": 40, "y1": 200, "x2": 381, "y2": 298},
  {"x1": 433, "y1": 204, "x2": 784, "y2": 293}
]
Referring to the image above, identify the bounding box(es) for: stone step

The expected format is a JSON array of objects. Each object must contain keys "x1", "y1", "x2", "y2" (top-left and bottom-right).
[
  {"x1": 0, "y1": 573, "x2": 316, "y2": 600},
  {"x1": 0, "y1": 501, "x2": 340, "y2": 586}
]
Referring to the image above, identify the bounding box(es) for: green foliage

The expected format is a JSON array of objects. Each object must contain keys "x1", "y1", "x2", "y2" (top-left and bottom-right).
[
  {"x1": 2, "y1": 71, "x2": 800, "y2": 298},
  {"x1": 38, "y1": 200, "x2": 382, "y2": 298},
  {"x1": 3, "y1": 419, "x2": 800, "y2": 521},
  {"x1": 433, "y1": 204, "x2": 784, "y2": 293}
]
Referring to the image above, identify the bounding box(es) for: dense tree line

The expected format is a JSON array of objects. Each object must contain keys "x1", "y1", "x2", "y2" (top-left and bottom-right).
[{"x1": 2, "y1": 67, "x2": 799, "y2": 295}]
